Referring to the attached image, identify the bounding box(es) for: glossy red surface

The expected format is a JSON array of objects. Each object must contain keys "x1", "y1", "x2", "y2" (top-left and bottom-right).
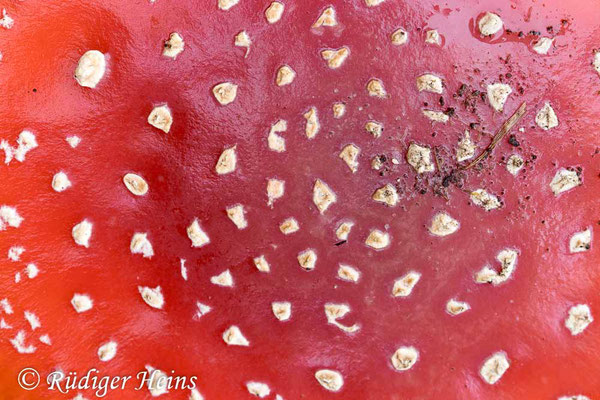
[{"x1": 1, "y1": 0, "x2": 599, "y2": 399}]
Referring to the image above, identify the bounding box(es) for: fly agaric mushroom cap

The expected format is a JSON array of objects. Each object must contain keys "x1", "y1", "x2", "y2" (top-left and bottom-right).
[{"x1": 0, "y1": 0, "x2": 599, "y2": 399}]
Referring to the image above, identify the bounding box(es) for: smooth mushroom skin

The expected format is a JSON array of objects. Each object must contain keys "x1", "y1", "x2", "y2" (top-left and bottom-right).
[{"x1": 0, "y1": 0, "x2": 599, "y2": 399}]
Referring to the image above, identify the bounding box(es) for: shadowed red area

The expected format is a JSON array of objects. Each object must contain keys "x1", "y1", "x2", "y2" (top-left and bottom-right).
[{"x1": 0, "y1": 0, "x2": 599, "y2": 399}]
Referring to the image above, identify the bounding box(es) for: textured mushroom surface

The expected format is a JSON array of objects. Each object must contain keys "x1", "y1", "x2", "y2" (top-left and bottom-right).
[{"x1": 0, "y1": 0, "x2": 599, "y2": 399}]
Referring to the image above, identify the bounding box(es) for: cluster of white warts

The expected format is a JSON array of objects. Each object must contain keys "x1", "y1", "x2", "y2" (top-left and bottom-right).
[{"x1": 0, "y1": 3, "x2": 596, "y2": 399}]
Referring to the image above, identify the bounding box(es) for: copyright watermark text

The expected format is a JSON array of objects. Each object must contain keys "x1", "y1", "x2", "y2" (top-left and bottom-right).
[{"x1": 17, "y1": 367, "x2": 197, "y2": 397}]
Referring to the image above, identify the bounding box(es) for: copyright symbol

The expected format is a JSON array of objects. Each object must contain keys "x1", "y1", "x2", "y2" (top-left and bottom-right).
[{"x1": 18, "y1": 368, "x2": 40, "y2": 390}]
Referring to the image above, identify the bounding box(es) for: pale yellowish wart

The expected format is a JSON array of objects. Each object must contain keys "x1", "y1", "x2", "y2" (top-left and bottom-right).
[
  {"x1": 163, "y1": 32, "x2": 184, "y2": 58},
  {"x1": 130, "y1": 233, "x2": 154, "y2": 258},
  {"x1": 429, "y1": 212, "x2": 459, "y2": 236},
  {"x1": 215, "y1": 146, "x2": 237, "y2": 174},
  {"x1": 98, "y1": 341, "x2": 118, "y2": 362},
  {"x1": 313, "y1": 179, "x2": 337, "y2": 213},
  {"x1": 212, "y1": 82, "x2": 238, "y2": 105},
  {"x1": 187, "y1": 219, "x2": 210, "y2": 248},
  {"x1": 276, "y1": 65, "x2": 296, "y2": 86},
  {"x1": 558, "y1": 396, "x2": 590, "y2": 400},
  {"x1": 0, "y1": 9, "x2": 14, "y2": 29},
  {"x1": 480, "y1": 352, "x2": 510, "y2": 384},
  {"x1": 267, "y1": 178, "x2": 285, "y2": 206},
  {"x1": 180, "y1": 259, "x2": 188, "y2": 281},
  {"x1": 279, "y1": 217, "x2": 299, "y2": 234},
  {"x1": 123, "y1": 173, "x2": 148, "y2": 196},
  {"x1": 425, "y1": 29, "x2": 441, "y2": 45},
  {"x1": 478, "y1": 12, "x2": 503, "y2": 36},
  {"x1": 7, "y1": 246, "x2": 24, "y2": 262},
  {"x1": 535, "y1": 102, "x2": 559, "y2": 130},
  {"x1": 24, "y1": 311, "x2": 40, "y2": 330},
  {"x1": 0, "y1": 205, "x2": 23, "y2": 231},
  {"x1": 75, "y1": 50, "x2": 106, "y2": 89},
  {"x1": 10, "y1": 331, "x2": 36, "y2": 354},
  {"x1": 253, "y1": 255, "x2": 271, "y2": 273},
  {"x1": 72, "y1": 219, "x2": 93, "y2": 248},
  {"x1": 565, "y1": 304, "x2": 593, "y2": 335},
  {"x1": 372, "y1": 184, "x2": 399, "y2": 206},
  {"x1": 52, "y1": 172, "x2": 72, "y2": 192},
  {"x1": 457, "y1": 131, "x2": 476, "y2": 162},
  {"x1": 470, "y1": 189, "x2": 501, "y2": 211},
  {"x1": 446, "y1": 299, "x2": 471, "y2": 315},
  {"x1": 235, "y1": 31, "x2": 251, "y2": 56},
  {"x1": 533, "y1": 37, "x2": 553, "y2": 54},
  {"x1": 226, "y1": 204, "x2": 248, "y2": 229},
  {"x1": 363, "y1": 121, "x2": 383, "y2": 139},
  {"x1": 391, "y1": 28, "x2": 408, "y2": 45},
  {"x1": 298, "y1": 249, "x2": 317, "y2": 270},
  {"x1": 25, "y1": 263, "x2": 39, "y2": 279},
  {"x1": 365, "y1": 0, "x2": 385, "y2": 6},
  {"x1": 304, "y1": 107, "x2": 320, "y2": 139},
  {"x1": 422, "y1": 110, "x2": 448, "y2": 123},
  {"x1": 315, "y1": 369, "x2": 344, "y2": 392},
  {"x1": 594, "y1": 51, "x2": 600, "y2": 76},
  {"x1": 268, "y1": 120, "x2": 287, "y2": 152},
  {"x1": 367, "y1": 79, "x2": 387, "y2": 98},
  {"x1": 148, "y1": 105, "x2": 173, "y2": 133},
  {"x1": 66, "y1": 135, "x2": 81, "y2": 148},
  {"x1": 337, "y1": 264, "x2": 360, "y2": 283},
  {"x1": 265, "y1": 2, "x2": 284, "y2": 23},
  {"x1": 336, "y1": 221, "x2": 354, "y2": 240},
  {"x1": 218, "y1": 0, "x2": 239, "y2": 10},
  {"x1": 569, "y1": 228, "x2": 591, "y2": 253},
  {"x1": 211, "y1": 270, "x2": 233, "y2": 287},
  {"x1": 2, "y1": 130, "x2": 38, "y2": 165},
  {"x1": 407, "y1": 143, "x2": 434, "y2": 173},
  {"x1": 391, "y1": 346, "x2": 419, "y2": 371},
  {"x1": 223, "y1": 325, "x2": 249, "y2": 346},
  {"x1": 475, "y1": 249, "x2": 518, "y2": 285},
  {"x1": 138, "y1": 286, "x2": 164, "y2": 309},
  {"x1": 416, "y1": 74, "x2": 443, "y2": 94},
  {"x1": 487, "y1": 83, "x2": 512, "y2": 112},
  {"x1": 145, "y1": 366, "x2": 169, "y2": 397},
  {"x1": 339, "y1": 144, "x2": 360, "y2": 173},
  {"x1": 195, "y1": 302, "x2": 212, "y2": 319},
  {"x1": 392, "y1": 271, "x2": 421, "y2": 297},
  {"x1": 365, "y1": 229, "x2": 390, "y2": 249},
  {"x1": 272, "y1": 301, "x2": 291, "y2": 321},
  {"x1": 321, "y1": 47, "x2": 349, "y2": 69},
  {"x1": 71, "y1": 294, "x2": 93, "y2": 313},
  {"x1": 246, "y1": 382, "x2": 270, "y2": 398},
  {"x1": 506, "y1": 154, "x2": 524, "y2": 175},
  {"x1": 550, "y1": 168, "x2": 581, "y2": 196},
  {"x1": 313, "y1": 6, "x2": 337, "y2": 28},
  {"x1": 333, "y1": 102, "x2": 346, "y2": 118},
  {"x1": 324, "y1": 303, "x2": 359, "y2": 333}
]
